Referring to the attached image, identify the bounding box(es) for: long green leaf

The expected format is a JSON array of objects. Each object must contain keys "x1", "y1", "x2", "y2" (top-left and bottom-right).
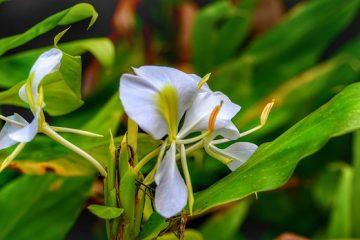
[
  {"x1": 352, "y1": 131, "x2": 360, "y2": 237},
  {"x1": 213, "y1": 0, "x2": 360, "y2": 103},
  {"x1": 193, "y1": 82, "x2": 360, "y2": 214},
  {"x1": 0, "y1": 3, "x2": 98, "y2": 56},
  {"x1": 0, "y1": 174, "x2": 93, "y2": 240}
]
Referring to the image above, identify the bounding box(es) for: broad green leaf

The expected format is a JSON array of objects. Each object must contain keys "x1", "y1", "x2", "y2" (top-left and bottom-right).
[
  {"x1": 193, "y1": 82, "x2": 360, "y2": 214},
  {"x1": 200, "y1": 199, "x2": 250, "y2": 240},
  {"x1": 0, "y1": 3, "x2": 98, "y2": 56},
  {"x1": 81, "y1": 93, "x2": 123, "y2": 138},
  {"x1": 327, "y1": 164, "x2": 353, "y2": 238},
  {"x1": 213, "y1": 0, "x2": 360, "y2": 103},
  {"x1": 235, "y1": 35, "x2": 360, "y2": 137},
  {"x1": 0, "y1": 174, "x2": 93, "y2": 240},
  {"x1": 88, "y1": 204, "x2": 124, "y2": 220},
  {"x1": 157, "y1": 230, "x2": 203, "y2": 240},
  {"x1": 192, "y1": 0, "x2": 257, "y2": 74},
  {"x1": 0, "y1": 38, "x2": 114, "y2": 88},
  {"x1": 139, "y1": 213, "x2": 168, "y2": 240},
  {"x1": 352, "y1": 131, "x2": 360, "y2": 237}
]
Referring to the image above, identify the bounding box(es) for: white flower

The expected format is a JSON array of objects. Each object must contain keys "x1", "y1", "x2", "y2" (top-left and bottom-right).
[
  {"x1": 1, "y1": 48, "x2": 62, "y2": 148},
  {"x1": 0, "y1": 48, "x2": 106, "y2": 176},
  {"x1": 120, "y1": 65, "x2": 272, "y2": 218},
  {"x1": 120, "y1": 66, "x2": 200, "y2": 218}
]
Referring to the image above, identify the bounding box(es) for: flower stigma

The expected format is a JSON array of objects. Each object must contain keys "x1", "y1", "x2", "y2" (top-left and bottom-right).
[{"x1": 208, "y1": 100, "x2": 224, "y2": 132}]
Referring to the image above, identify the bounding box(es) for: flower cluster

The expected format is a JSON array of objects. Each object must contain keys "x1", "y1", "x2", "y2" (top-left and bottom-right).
[
  {"x1": 0, "y1": 48, "x2": 106, "y2": 176},
  {"x1": 119, "y1": 66, "x2": 273, "y2": 218}
]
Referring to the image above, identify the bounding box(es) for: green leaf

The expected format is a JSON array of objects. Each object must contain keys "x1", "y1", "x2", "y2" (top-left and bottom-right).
[
  {"x1": 0, "y1": 38, "x2": 114, "y2": 88},
  {"x1": 88, "y1": 204, "x2": 124, "y2": 220},
  {"x1": 352, "y1": 131, "x2": 360, "y2": 237},
  {"x1": 139, "y1": 213, "x2": 168, "y2": 240},
  {"x1": 200, "y1": 199, "x2": 250, "y2": 240},
  {"x1": 192, "y1": 0, "x2": 257, "y2": 74},
  {"x1": 213, "y1": 0, "x2": 360, "y2": 103},
  {"x1": 0, "y1": 3, "x2": 98, "y2": 56},
  {"x1": 193, "y1": 82, "x2": 360, "y2": 214},
  {"x1": 0, "y1": 174, "x2": 93, "y2": 240},
  {"x1": 157, "y1": 230, "x2": 204, "y2": 240},
  {"x1": 327, "y1": 164, "x2": 353, "y2": 238}
]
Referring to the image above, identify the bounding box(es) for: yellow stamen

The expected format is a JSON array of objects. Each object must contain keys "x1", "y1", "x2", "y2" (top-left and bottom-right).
[
  {"x1": 155, "y1": 85, "x2": 178, "y2": 141},
  {"x1": 197, "y1": 73, "x2": 211, "y2": 89},
  {"x1": 208, "y1": 101, "x2": 223, "y2": 131},
  {"x1": 260, "y1": 99, "x2": 275, "y2": 126}
]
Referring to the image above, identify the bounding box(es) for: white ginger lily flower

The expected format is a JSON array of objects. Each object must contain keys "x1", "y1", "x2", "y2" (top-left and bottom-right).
[
  {"x1": 119, "y1": 65, "x2": 273, "y2": 218},
  {"x1": 120, "y1": 66, "x2": 199, "y2": 218},
  {"x1": 0, "y1": 48, "x2": 106, "y2": 176}
]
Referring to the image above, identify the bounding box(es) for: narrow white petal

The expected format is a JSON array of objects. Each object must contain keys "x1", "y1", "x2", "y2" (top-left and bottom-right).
[
  {"x1": 155, "y1": 143, "x2": 188, "y2": 218},
  {"x1": 0, "y1": 114, "x2": 29, "y2": 150},
  {"x1": 216, "y1": 122, "x2": 240, "y2": 140},
  {"x1": 120, "y1": 74, "x2": 168, "y2": 139},
  {"x1": 23, "y1": 48, "x2": 63, "y2": 103},
  {"x1": 178, "y1": 91, "x2": 240, "y2": 138},
  {"x1": 216, "y1": 142, "x2": 258, "y2": 171},
  {"x1": 133, "y1": 66, "x2": 198, "y2": 121},
  {"x1": 8, "y1": 111, "x2": 39, "y2": 143}
]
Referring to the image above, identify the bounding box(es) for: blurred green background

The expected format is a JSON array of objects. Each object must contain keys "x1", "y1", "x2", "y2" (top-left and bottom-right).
[{"x1": 0, "y1": 0, "x2": 359, "y2": 239}]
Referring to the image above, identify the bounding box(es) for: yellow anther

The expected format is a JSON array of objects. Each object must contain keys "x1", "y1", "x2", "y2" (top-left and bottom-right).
[
  {"x1": 260, "y1": 99, "x2": 275, "y2": 126},
  {"x1": 198, "y1": 73, "x2": 211, "y2": 89}
]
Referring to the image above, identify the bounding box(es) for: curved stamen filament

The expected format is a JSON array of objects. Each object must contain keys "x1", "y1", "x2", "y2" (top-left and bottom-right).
[
  {"x1": 239, "y1": 100, "x2": 275, "y2": 138},
  {"x1": 51, "y1": 126, "x2": 103, "y2": 138},
  {"x1": 180, "y1": 144, "x2": 194, "y2": 215},
  {"x1": 0, "y1": 115, "x2": 25, "y2": 127},
  {"x1": 0, "y1": 142, "x2": 26, "y2": 172},
  {"x1": 176, "y1": 131, "x2": 210, "y2": 145}
]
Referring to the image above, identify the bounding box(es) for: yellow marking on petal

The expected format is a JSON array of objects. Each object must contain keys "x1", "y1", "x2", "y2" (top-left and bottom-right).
[
  {"x1": 197, "y1": 73, "x2": 211, "y2": 89},
  {"x1": 208, "y1": 100, "x2": 223, "y2": 131},
  {"x1": 155, "y1": 85, "x2": 178, "y2": 141}
]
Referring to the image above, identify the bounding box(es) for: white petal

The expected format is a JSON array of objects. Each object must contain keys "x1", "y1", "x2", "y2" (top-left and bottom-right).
[
  {"x1": 154, "y1": 143, "x2": 188, "y2": 218},
  {"x1": 215, "y1": 122, "x2": 240, "y2": 140},
  {"x1": 22, "y1": 48, "x2": 63, "y2": 104},
  {"x1": 120, "y1": 66, "x2": 198, "y2": 139},
  {"x1": 178, "y1": 91, "x2": 240, "y2": 138},
  {"x1": 0, "y1": 114, "x2": 29, "y2": 150},
  {"x1": 120, "y1": 74, "x2": 168, "y2": 139},
  {"x1": 216, "y1": 142, "x2": 258, "y2": 171},
  {"x1": 19, "y1": 84, "x2": 29, "y2": 104},
  {"x1": 8, "y1": 111, "x2": 39, "y2": 143},
  {"x1": 133, "y1": 66, "x2": 198, "y2": 121}
]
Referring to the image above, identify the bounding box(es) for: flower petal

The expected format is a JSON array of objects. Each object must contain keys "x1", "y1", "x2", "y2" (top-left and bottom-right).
[
  {"x1": 120, "y1": 74, "x2": 168, "y2": 139},
  {"x1": 0, "y1": 114, "x2": 29, "y2": 150},
  {"x1": 154, "y1": 143, "x2": 188, "y2": 218},
  {"x1": 215, "y1": 122, "x2": 240, "y2": 140},
  {"x1": 20, "y1": 48, "x2": 63, "y2": 105},
  {"x1": 120, "y1": 66, "x2": 198, "y2": 139},
  {"x1": 178, "y1": 91, "x2": 240, "y2": 138},
  {"x1": 215, "y1": 142, "x2": 258, "y2": 171},
  {"x1": 8, "y1": 111, "x2": 39, "y2": 143},
  {"x1": 133, "y1": 66, "x2": 198, "y2": 120}
]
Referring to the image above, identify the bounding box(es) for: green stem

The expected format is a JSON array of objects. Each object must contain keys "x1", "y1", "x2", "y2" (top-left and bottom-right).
[{"x1": 42, "y1": 124, "x2": 107, "y2": 176}]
